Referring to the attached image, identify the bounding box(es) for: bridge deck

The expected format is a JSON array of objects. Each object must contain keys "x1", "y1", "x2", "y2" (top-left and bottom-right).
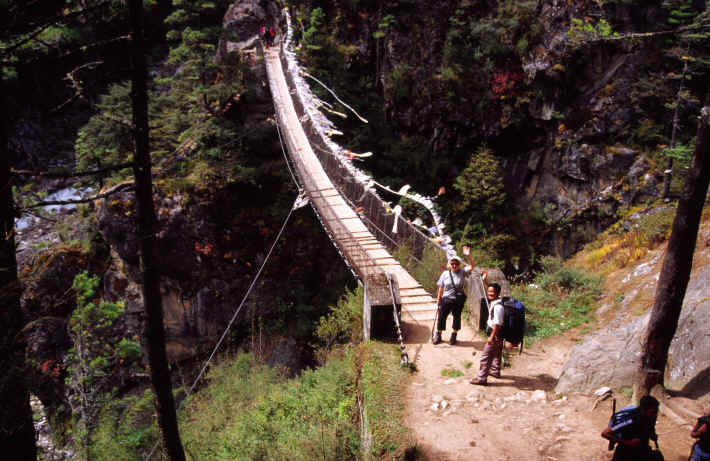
[{"x1": 264, "y1": 48, "x2": 436, "y2": 323}]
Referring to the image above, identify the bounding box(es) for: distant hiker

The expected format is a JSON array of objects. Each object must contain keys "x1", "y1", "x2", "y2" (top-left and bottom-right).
[
  {"x1": 602, "y1": 395, "x2": 660, "y2": 461},
  {"x1": 259, "y1": 25, "x2": 266, "y2": 44},
  {"x1": 268, "y1": 26, "x2": 275, "y2": 46},
  {"x1": 433, "y1": 247, "x2": 475, "y2": 346},
  {"x1": 690, "y1": 411, "x2": 710, "y2": 461},
  {"x1": 470, "y1": 277, "x2": 504, "y2": 385}
]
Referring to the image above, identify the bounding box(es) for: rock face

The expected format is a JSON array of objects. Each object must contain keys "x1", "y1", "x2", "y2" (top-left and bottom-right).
[
  {"x1": 555, "y1": 225, "x2": 710, "y2": 394},
  {"x1": 96, "y1": 180, "x2": 351, "y2": 362}
]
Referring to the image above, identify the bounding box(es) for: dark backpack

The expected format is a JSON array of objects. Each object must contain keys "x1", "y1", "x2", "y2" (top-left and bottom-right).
[
  {"x1": 607, "y1": 404, "x2": 641, "y2": 449},
  {"x1": 500, "y1": 296, "x2": 525, "y2": 350}
]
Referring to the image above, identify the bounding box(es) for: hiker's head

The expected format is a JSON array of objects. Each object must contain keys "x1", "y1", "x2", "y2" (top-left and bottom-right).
[
  {"x1": 448, "y1": 256, "x2": 463, "y2": 271},
  {"x1": 640, "y1": 395, "x2": 659, "y2": 420},
  {"x1": 487, "y1": 283, "x2": 501, "y2": 300}
]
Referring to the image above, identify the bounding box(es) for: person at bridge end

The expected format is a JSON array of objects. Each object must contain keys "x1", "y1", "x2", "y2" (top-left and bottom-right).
[
  {"x1": 433, "y1": 247, "x2": 475, "y2": 346},
  {"x1": 470, "y1": 277, "x2": 504, "y2": 385}
]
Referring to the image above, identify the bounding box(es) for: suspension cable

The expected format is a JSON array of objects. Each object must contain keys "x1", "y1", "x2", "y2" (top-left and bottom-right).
[
  {"x1": 145, "y1": 195, "x2": 299, "y2": 460},
  {"x1": 386, "y1": 274, "x2": 409, "y2": 367}
]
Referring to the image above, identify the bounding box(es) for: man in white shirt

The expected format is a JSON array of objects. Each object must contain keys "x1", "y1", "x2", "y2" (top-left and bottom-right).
[{"x1": 471, "y1": 278, "x2": 504, "y2": 385}]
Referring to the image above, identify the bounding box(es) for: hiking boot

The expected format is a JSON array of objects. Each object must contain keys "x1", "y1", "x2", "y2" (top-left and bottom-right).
[
  {"x1": 449, "y1": 332, "x2": 457, "y2": 345},
  {"x1": 470, "y1": 378, "x2": 487, "y2": 386},
  {"x1": 491, "y1": 372, "x2": 501, "y2": 378},
  {"x1": 432, "y1": 332, "x2": 442, "y2": 345}
]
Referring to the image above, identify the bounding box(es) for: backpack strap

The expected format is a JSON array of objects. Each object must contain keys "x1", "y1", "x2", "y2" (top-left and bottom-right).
[{"x1": 448, "y1": 270, "x2": 463, "y2": 294}]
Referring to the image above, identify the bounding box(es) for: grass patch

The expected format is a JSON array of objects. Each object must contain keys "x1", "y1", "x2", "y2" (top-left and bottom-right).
[
  {"x1": 512, "y1": 256, "x2": 603, "y2": 343},
  {"x1": 359, "y1": 342, "x2": 417, "y2": 459},
  {"x1": 573, "y1": 204, "x2": 676, "y2": 273},
  {"x1": 90, "y1": 389, "x2": 160, "y2": 461},
  {"x1": 90, "y1": 344, "x2": 414, "y2": 461},
  {"x1": 178, "y1": 352, "x2": 358, "y2": 461},
  {"x1": 440, "y1": 368, "x2": 464, "y2": 378}
]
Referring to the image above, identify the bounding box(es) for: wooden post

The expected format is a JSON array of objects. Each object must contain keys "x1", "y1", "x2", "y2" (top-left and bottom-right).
[{"x1": 363, "y1": 280, "x2": 371, "y2": 341}]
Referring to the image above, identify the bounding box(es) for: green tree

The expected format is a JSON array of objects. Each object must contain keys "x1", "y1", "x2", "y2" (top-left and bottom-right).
[
  {"x1": 453, "y1": 146, "x2": 506, "y2": 228},
  {"x1": 75, "y1": 0, "x2": 246, "y2": 189},
  {"x1": 66, "y1": 271, "x2": 127, "y2": 459},
  {"x1": 75, "y1": 83, "x2": 135, "y2": 187}
]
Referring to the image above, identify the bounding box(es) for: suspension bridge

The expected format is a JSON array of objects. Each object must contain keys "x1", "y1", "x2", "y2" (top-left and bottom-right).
[{"x1": 263, "y1": 45, "x2": 447, "y2": 345}]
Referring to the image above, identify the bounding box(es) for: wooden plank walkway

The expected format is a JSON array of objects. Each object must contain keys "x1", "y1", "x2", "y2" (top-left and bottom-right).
[{"x1": 264, "y1": 48, "x2": 437, "y2": 324}]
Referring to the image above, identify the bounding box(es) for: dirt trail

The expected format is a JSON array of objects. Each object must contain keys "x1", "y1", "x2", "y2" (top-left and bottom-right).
[{"x1": 402, "y1": 320, "x2": 702, "y2": 461}]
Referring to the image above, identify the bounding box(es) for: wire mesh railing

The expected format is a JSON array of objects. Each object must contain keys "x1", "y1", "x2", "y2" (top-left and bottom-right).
[
  {"x1": 269, "y1": 76, "x2": 386, "y2": 286},
  {"x1": 278, "y1": 49, "x2": 448, "y2": 287}
]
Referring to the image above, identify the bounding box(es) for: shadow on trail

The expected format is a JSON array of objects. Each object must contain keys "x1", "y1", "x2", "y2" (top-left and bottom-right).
[
  {"x1": 484, "y1": 373, "x2": 558, "y2": 391},
  {"x1": 401, "y1": 322, "x2": 432, "y2": 344},
  {"x1": 672, "y1": 365, "x2": 710, "y2": 399}
]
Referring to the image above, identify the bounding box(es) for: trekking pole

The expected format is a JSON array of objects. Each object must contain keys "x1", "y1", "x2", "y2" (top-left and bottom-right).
[{"x1": 431, "y1": 304, "x2": 440, "y2": 343}]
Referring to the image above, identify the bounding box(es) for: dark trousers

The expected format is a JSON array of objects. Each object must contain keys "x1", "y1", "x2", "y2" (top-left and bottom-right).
[{"x1": 437, "y1": 298, "x2": 463, "y2": 331}]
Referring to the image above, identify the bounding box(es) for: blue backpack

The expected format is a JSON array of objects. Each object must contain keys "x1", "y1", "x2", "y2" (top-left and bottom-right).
[
  {"x1": 607, "y1": 403, "x2": 641, "y2": 450},
  {"x1": 500, "y1": 297, "x2": 525, "y2": 352}
]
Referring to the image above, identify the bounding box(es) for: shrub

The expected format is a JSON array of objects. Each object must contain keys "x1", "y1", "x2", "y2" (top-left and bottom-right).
[
  {"x1": 358, "y1": 342, "x2": 416, "y2": 459},
  {"x1": 512, "y1": 257, "x2": 602, "y2": 342},
  {"x1": 315, "y1": 286, "x2": 364, "y2": 350},
  {"x1": 90, "y1": 389, "x2": 159, "y2": 461}
]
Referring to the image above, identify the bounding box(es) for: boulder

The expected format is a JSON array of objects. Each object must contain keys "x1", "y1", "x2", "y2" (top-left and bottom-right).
[{"x1": 555, "y1": 260, "x2": 710, "y2": 394}]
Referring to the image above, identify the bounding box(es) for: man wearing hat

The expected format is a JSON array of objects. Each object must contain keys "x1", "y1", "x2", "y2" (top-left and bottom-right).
[{"x1": 434, "y1": 247, "x2": 475, "y2": 345}]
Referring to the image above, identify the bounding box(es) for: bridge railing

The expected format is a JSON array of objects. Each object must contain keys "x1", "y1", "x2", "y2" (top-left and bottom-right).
[
  {"x1": 270, "y1": 94, "x2": 386, "y2": 291},
  {"x1": 278, "y1": 49, "x2": 448, "y2": 289}
]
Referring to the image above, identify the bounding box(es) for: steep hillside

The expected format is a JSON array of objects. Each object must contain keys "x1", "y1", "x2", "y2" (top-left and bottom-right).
[{"x1": 286, "y1": 0, "x2": 710, "y2": 270}]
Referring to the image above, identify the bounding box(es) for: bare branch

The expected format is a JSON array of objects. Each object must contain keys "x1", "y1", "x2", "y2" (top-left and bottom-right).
[
  {"x1": 0, "y1": 23, "x2": 53, "y2": 57},
  {"x1": 11, "y1": 162, "x2": 133, "y2": 179},
  {"x1": 573, "y1": 23, "x2": 710, "y2": 46},
  {"x1": 102, "y1": 112, "x2": 134, "y2": 129},
  {"x1": 20, "y1": 183, "x2": 134, "y2": 211},
  {"x1": 49, "y1": 61, "x2": 104, "y2": 114}
]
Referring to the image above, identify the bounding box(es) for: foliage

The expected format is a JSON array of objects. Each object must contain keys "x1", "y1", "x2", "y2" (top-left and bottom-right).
[
  {"x1": 392, "y1": 244, "x2": 447, "y2": 297},
  {"x1": 358, "y1": 342, "x2": 416, "y2": 459},
  {"x1": 662, "y1": 142, "x2": 693, "y2": 164},
  {"x1": 74, "y1": 0, "x2": 246, "y2": 190},
  {"x1": 512, "y1": 257, "x2": 602, "y2": 342},
  {"x1": 574, "y1": 205, "x2": 677, "y2": 272},
  {"x1": 567, "y1": 17, "x2": 617, "y2": 46},
  {"x1": 90, "y1": 389, "x2": 159, "y2": 461},
  {"x1": 315, "y1": 286, "x2": 364, "y2": 350},
  {"x1": 440, "y1": 368, "x2": 464, "y2": 378},
  {"x1": 452, "y1": 146, "x2": 506, "y2": 233},
  {"x1": 66, "y1": 271, "x2": 131, "y2": 458},
  {"x1": 302, "y1": 7, "x2": 328, "y2": 51},
  {"x1": 75, "y1": 83, "x2": 134, "y2": 185},
  {"x1": 373, "y1": 14, "x2": 396, "y2": 40},
  {"x1": 180, "y1": 353, "x2": 359, "y2": 461}
]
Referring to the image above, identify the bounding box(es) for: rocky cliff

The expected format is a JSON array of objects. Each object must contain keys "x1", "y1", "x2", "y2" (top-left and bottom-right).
[{"x1": 555, "y1": 220, "x2": 710, "y2": 394}]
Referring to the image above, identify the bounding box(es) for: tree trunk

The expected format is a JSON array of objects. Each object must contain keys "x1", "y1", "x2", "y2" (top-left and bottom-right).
[
  {"x1": 635, "y1": 96, "x2": 710, "y2": 398},
  {"x1": 127, "y1": 2, "x2": 186, "y2": 460},
  {"x1": 0, "y1": 81, "x2": 37, "y2": 460}
]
